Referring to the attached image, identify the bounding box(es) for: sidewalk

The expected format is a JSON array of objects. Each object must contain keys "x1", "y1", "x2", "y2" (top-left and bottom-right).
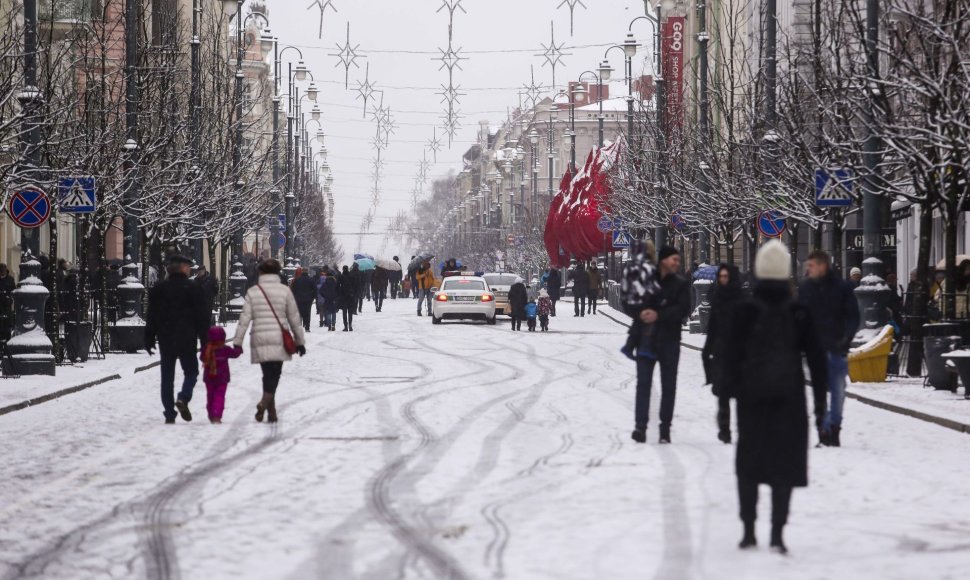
[
  {"x1": 586, "y1": 298, "x2": 970, "y2": 435},
  {"x1": 0, "y1": 352, "x2": 158, "y2": 416}
]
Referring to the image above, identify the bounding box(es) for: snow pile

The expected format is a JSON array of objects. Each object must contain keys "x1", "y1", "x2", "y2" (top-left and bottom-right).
[
  {"x1": 6, "y1": 328, "x2": 53, "y2": 348},
  {"x1": 114, "y1": 316, "x2": 146, "y2": 327}
]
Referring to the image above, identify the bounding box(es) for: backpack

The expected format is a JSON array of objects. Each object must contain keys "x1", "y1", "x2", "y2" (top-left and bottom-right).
[{"x1": 740, "y1": 302, "x2": 803, "y2": 401}]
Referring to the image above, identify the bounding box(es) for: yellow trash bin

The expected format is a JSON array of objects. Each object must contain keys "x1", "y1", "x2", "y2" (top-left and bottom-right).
[{"x1": 848, "y1": 325, "x2": 895, "y2": 383}]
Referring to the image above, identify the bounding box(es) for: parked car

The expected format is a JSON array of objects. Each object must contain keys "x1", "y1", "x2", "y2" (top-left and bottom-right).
[
  {"x1": 431, "y1": 276, "x2": 497, "y2": 325},
  {"x1": 482, "y1": 273, "x2": 523, "y2": 317}
]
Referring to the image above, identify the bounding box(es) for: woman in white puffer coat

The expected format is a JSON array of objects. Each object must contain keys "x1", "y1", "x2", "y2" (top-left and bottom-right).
[{"x1": 232, "y1": 259, "x2": 307, "y2": 422}]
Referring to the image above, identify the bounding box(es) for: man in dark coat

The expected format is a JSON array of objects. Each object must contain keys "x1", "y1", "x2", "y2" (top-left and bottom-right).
[
  {"x1": 722, "y1": 240, "x2": 828, "y2": 554},
  {"x1": 145, "y1": 255, "x2": 211, "y2": 424},
  {"x1": 291, "y1": 269, "x2": 317, "y2": 332},
  {"x1": 337, "y1": 265, "x2": 358, "y2": 331},
  {"x1": 571, "y1": 264, "x2": 589, "y2": 317},
  {"x1": 317, "y1": 267, "x2": 339, "y2": 330},
  {"x1": 508, "y1": 280, "x2": 528, "y2": 331},
  {"x1": 350, "y1": 263, "x2": 365, "y2": 314},
  {"x1": 372, "y1": 267, "x2": 389, "y2": 312},
  {"x1": 193, "y1": 264, "x2": 220, "y2": 324},
  {"x1": 626, "y1": 245, "x2": 690, "y2": 444},
  {"x1": 0, "y1": 264, "x2": 16, "y2": 341},
  {"x1": 798, "y1": 250, "x2": 860, "y2": 447},
  {"x1": 702, "y1": 264, "x2": 743, "y2": 444},
  {"x1": 546, "y1": 267, "x2": 562, "y2": 316}
]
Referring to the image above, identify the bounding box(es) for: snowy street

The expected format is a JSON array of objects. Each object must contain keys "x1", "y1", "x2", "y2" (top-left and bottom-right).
[{"x1": 2, "y1": 298, "x2": 970, "y2": 580}]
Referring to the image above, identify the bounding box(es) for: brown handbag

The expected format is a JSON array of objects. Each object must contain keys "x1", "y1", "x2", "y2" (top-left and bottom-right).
[{"x1": 256, "y1": 284, "x2": 298, "y2": 355}]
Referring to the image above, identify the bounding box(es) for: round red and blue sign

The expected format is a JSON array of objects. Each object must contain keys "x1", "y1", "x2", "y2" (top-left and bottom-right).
[
  {"x1": 757, "y1": 210, "x2": 786, "y2": 238},
  {"x1": 7, "y1": 187, "x2": 52, "y2": 229}
]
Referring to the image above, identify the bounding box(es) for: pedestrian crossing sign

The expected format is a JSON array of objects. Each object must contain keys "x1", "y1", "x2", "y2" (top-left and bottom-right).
[
  {"x1": 815, "y1": 168, "x2": 854, "y2": 207},
  {"x1": 58, "y1": 177, "x2": 97, "y2": 213},
  {"x1": 612, "y1": 229, "x2": 632, "y2": 249}
]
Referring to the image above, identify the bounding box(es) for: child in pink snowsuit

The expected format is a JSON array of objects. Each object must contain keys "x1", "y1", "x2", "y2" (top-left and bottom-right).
[{"x1": 200, "y1": 326, "x2": 243, "y2": 424}]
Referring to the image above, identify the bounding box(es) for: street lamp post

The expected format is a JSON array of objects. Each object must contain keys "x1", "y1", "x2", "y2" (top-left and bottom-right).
[
  {"x1": 530, "y1": 129, "x2": 540, "y2": 222},
  {"x1": 697, "y1": 0, "x2": 711, "y2": 264},
  {"x1": 653, "y1": 0, "x2": 669, "y2": 250}
]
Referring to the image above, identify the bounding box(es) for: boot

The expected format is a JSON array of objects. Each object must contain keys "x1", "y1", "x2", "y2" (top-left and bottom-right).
[
  {"x1": 255, "y1": 393, "x2": 272, "y2": 423},
  {"x1": 266, "y1": 394, "x2": 278, "y2": 423},
  {"x1": 817, "y1": 428, "x2": 831, "y2": 447},
  {"x1": 769, "y1": 525, "x2": 788, "y2": 555},
  {"x1": 631, "y1": 428, "x2": 646, "y2": 444},
  {"x1": 830, "y1": 426, "x2": 841, "y2": 447},
  {"x1": 739, "y1": 521, "x2": 757, "y2": 549},
  {"x1": 175, "y1": 399, "x2": 192, "y2": 422},
  {"x1": 659, "y1": 424, "x2": 671, "y2": 444}
]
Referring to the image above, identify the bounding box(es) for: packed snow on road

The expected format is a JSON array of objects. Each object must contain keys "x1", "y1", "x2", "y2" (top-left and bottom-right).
[{"x1": 1, "y1": 300, "x2": 968, "y2": 580}]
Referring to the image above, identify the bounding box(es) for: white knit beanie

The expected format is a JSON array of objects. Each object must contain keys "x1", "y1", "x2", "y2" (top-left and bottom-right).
[{"x1": 755, "y1": 239, "x2": 792, "y2": 281}]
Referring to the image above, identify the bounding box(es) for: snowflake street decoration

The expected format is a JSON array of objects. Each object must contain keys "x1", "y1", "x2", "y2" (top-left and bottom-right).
[
  {"x1": 556, "y1": 0, "x2": 587, "y2": 36},
  {"x1": 538, "y1": 21, "x2": 570, "y2": 90},
  {"x1": 522, "y1": 65, "x2": 545, "y2": 110},
  {"x1": 427, "y1": 129, "x2": 443, "y2": 163},
  {"x1": 354, "y1": 63, "x2": 377, "y2": 118},
  {"x1": 307, "y1": 0, "x2": 337, "y2": 40},
  {"x1": 440, "y1": 111, "x2": 462, "y2": 142},
  {"x1": 330, "y1": 22, "x2": 362, "y2": 89},
  {"x1": 436, "y1": 45, "x2": 466, "y2": 74}
]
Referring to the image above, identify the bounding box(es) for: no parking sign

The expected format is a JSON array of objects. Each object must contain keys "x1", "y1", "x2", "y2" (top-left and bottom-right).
[{"x1": 7, "y1": 187, "x2": 52, "y2": 229}]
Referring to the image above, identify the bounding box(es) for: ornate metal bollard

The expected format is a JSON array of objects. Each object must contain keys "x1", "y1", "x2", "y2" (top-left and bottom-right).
[
  {"x1": 224, "y1": 261, "x2": 248, "y2": 322},
  {"x1": 5, "y1": 252, "x2": 55, "y2": 375},
  {"x1": 109, "y1": 262, "x2": 146, "y2": 353}
]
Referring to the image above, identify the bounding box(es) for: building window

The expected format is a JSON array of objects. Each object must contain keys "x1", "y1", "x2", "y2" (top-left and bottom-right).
[{"x1": 39, "y1": 0, "x2": 100, "y2": 22}]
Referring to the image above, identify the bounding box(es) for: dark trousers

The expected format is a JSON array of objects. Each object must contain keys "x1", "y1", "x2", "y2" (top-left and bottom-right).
[
  {"x1": 342, "y1": 307, "x2": 355, "y2": 329},
  {"x1": 374, "y1": 289, "x2": 386, "y2": 311},
  {"x1": 738, "y1": 477, "x2": 792, "y2": 527},
  {"x1": 297, "y1": 301, "x2": 312, "y2": 331},
  {"x1": 587, "y1": 290, "x2": 598, "y2": 313},
  {"x1": 574, "y1": 294, "x2": 586, "y2": 316},
  {"x1": 634, "y1": 340, "x2": 680, "y2": 430},
  {"x1": 539, "y1": 314, "x2": 549, "y2": 330},
  {"x1": 357, "y1": 296, "x2": 364, "y2": 313},
  {"x1": 160, "y1": 351, "x2": 199, "y2": 420},
  {"x1": 511, "y1": 316, "x2": 522, "y2": 331},
  {"x1": 391, "y1": 283, "x2": 399, "y2": 299},
  {"x1": 260, "y1": 361, "x2": 283, "y2": 394}
]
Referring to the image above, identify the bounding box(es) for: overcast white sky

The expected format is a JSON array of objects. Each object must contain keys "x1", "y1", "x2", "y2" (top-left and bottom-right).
[{"x1": 265, "y1": 0, "x2": 654, "y2": 257}]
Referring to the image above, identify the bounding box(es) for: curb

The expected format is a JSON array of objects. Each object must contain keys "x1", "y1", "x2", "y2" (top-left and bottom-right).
[
  {"x1": 0, "y1": 374, "x2": 122, "y2": 417},
  {"x1": 134, "y1": 360, "x2": 161, "y2": 374},
  {"x1": 594, "y1": 301, "x2": 970, "y2": 435}
]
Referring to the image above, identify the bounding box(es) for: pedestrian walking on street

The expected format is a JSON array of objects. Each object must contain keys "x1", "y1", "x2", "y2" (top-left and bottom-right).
[
  {"x1": 337, "y1": 265, "x2": 358, "y2": 331},
  {"x1": 390, "y1": 256, "x2": 403, "y2": 299},
  {"x1": 199, "y1": 326, "x2": 243, "y2": 423},
  {"x1": 351, "y1": 263, "x2": 365, "y2": 314},
  {"x1": 537, "y1": 289, "x2": 553, "y2": 331},
  {"x1": 372, "y1": 266, "x2": 389, "y2": 312},
  {"x1": 145, "y1": 255, "x2": 211, "y2": 424},
  {"x1": 798, "y1": 250, "x2": 860, "y2": 447},
  {"x1": 587, "y1": 263, "x2": 602, "y2": 315},
  {"x1": 702, "y1": 264, "x2": 743, "y2": 444},
  {"x1": 526, "y1": 299, "x2": 538, "y2": 332},
  {"x1": 626, "y1": 245, "x2": 690, "y2": 444},
  {"x1": 232, "y1": 259, "x2": 307, "y2": 423},
  {"x1": 415, "y1": 262, "x2": 435, "y2": 316},
  {"x1": 508, "y1": 280, "x2": 528, "y2": 331},
  {"x1": 546, "y1": 267, "x2": 562, "y2": 316},
  {"x1": 571, "y1": 264, "x2": 589, "y2": 317},
  {"x1": 291, "y1": 268, "x2": 317, "y2": 332},
  {"x1": 722, "y1": 240, "x2": 828, "y2": 554},
  {"x1": 193, "y1": 264, "x2": 220, "y2": 324},
  {"x1": 619, "y1": 240, "x2": 660, "y2": 360},
  {"x1": 317, "y1": 266, "x2": 338, "y2": 331}
]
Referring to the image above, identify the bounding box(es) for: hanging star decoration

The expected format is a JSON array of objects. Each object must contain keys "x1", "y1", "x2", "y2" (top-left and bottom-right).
[
  {"x1": 523, "y1": 65, "x2": 545, "y2": 110},
  {"x1": 436, "y1": 44, "x2": 466, "y2": 74},
  {"x1": 556, "y1": 0, "x2": 587, "y2": 36},
  {"x1": 537, "y1": 21, "x2": 570, "y2": 90},
  {"x1": 306, "y1": 0, "x2": 337, "y2": 40},
  {"x1": 354, "y1": 63, "x2": 377, "y2": 118},
  {"x1": 330, "y1": 22, "x2": 362, "y2": 89},
  {"x1": 427, "y1": 129, "x2": 443, "y2": 163}
]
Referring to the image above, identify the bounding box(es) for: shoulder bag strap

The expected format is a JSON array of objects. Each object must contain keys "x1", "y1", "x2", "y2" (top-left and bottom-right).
[{"x1": 255, "y1": 284, "x2": 287, "y2": 333}]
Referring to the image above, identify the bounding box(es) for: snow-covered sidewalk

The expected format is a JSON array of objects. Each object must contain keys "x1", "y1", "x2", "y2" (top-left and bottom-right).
[{"x1": 1, "y1": 299, "x2": 969, "y2": 579}]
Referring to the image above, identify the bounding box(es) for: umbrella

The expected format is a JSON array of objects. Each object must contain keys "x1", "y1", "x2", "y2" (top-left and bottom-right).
[
  {"x1": 408, "y1": 252, "x2": 435, "y2": 273},
  {"x1": 693, "y1": 265, "x2": 719, "y2": 281},
  {"x1": 353, "y1": 253, "x2": 375, "y2": 261},
  {"x1": 355, "y1": 258, "x2": 376, "y2": 271},
  {"x1": 935, "y1": 255, "x2": 970, "y2": 270},
  {"x1": 376, "y1": 258, "x2": 402, "y2": 271}
]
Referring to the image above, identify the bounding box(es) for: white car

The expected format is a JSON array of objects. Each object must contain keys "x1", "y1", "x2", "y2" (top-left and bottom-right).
[
  {"x1": 482, "y1": 273, "x2": 523, "y2": 317},
  {"x1": 431, "y1": 276, "x2": 497, "y2": 325}
]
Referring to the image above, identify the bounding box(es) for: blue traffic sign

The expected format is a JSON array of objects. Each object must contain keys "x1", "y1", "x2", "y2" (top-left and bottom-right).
[
  {"x1": 757, "y1": 210, "x2": 786, "y2": 238},
  {"x1": 275, "y1": 233, "x2": 286, "y2": 248},
  {"x1": 58, "y1": 177, "x2": 97, "y2": 213},
  {"x1": 671, "y1": 210, "x2": 686, "y2": 231},
  {"x1": 815, "y1": 168, "x2": 854, "y2": 207},
  {"x1": 277, "y1": 213, "x2": 286, "y2": 229},
  {"x1": 612, "y1": 229, "x2": 632, "y2": 249},
  {"x1": 7, "y1": 187, "x2": 51, "y2": 229},
  {"x1": 596, "y1": 216, "x2": 614, "y2": 233}
]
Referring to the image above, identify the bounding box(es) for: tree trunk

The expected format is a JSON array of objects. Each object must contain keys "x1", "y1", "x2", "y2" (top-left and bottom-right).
[
  {"x1": 906, "y1": 204, "x2": 934, "y2": 377},
  {"x1": 943, "y1": 199, "x2": 958, "y2": 319},
  {"x1": 831, "y1": 210, "x2": 843, "y2": 274}
]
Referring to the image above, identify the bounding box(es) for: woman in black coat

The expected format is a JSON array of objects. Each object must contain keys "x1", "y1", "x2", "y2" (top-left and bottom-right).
[
  {"x1": 507, "y1": 281, "x2": 528, "y2": 331},
  {"x1": 702, "y1": 264, "x2": 743, "y2": 443},
  {"x1": 721, "y1": 241, "x2": 828, "y2": 554},
  {"x1": 336, "y1": 266, "x2": 357, "y2": 331}
]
